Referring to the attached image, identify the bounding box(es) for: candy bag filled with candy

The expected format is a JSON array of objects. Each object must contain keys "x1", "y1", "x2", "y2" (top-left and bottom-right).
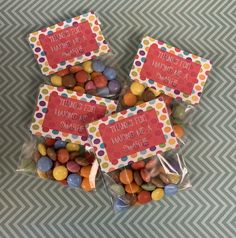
[
  {"x1": 103, "y1": 151, "x2": 191, "y2": 211},
  {"x1": 28, "y1": 11, "x2": 122, "y2": 99},
  {"x1": 17, "y1": 83, "x2": 117, "y2": 191},
  {"x1": 86, "y1": 96, "x2": 189, "y2": 210},
  {"x1": 119, "y1": 81, "x2": 194, "y2": 145},
  {"x1": 17, "y1": 136, "x2": 98, "y2": 192}
]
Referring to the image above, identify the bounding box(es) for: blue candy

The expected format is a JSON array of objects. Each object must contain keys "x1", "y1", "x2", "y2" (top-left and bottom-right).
[
  {"x1": 103, "y1": 67, "x2": 117, "y2": 80},
  {"x1": 37, "y1": 156, "x2": 53, "y2": 172},
  {"x1": 67, "y1": 174, "x2": 82, "y2": 188},
  {"x1": 97, "y1": 87, "x2": 110, "y2": 97},
  {"x1": 164, "y1": 184, "x2": 178, "y2": 196},
  {"x1": 54, "y1": 140, "x2": 67, "y2": 149},
  {"x1": 113, "y1": 198, "x2": 130, "y2": 212},
  {"x1": 92, "y1": 60, "x2": 105, "y2": 72},
  {"x1": 108, "y1": 80, "x2": 121, "y2": 94}
]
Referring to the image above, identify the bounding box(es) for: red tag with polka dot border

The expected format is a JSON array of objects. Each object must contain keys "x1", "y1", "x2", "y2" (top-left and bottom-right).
[
  {"x1": 30, "y1": 84, "x2": 117, "y2": 146},
  {"x1": 28, "y1": 12, "x2": 110, "y2": 76},
  {"x1": 130, "y1": 36, "x2": 212, "y2": 105},
  {"x1": 86, "y1": 98, "x2": 178, "y2": 173}
]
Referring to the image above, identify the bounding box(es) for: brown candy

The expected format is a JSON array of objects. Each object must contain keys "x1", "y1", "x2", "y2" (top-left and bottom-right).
[
  {"x1": 134, "y1": 170, "x2": 143, "y2": 186},
  {"x1": 47, "y1": 147, "x2": 57, "y2": 161},
  {"x1": 145, "y1": 158, "x2": 158, "y2": 170},
  {"x1": 142, "y1": 89, "x2": 156, "y2": 102},
  {"x1": 62, "y1": 74, "x2": 76, "y2": 88},
  {"x1": 149, "y1": 167, "x2": 161, "y2": 178},
  {"x1": 124, "y1": 193, "x2": 137, "y2": 206},
  {"x1": 69, "y1": 151, "x2": 80, "y2": 160},
  {"x1": 160, "y1": 173, "x2": 170, "y2": 184},
  {"x1": 151, "y1": 177, "x2": 164, "y2": 188},
  {"x1": 75, "y1": 157, "x2": 90, "y2": 166},
  {"x1": 140, "y1": 169, "x2": 151, "y2": 183}
]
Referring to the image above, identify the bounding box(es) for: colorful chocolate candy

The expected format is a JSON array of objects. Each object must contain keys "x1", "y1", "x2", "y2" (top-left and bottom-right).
[
  {"x1": 33, "y1": 138, "x2": 96, "y2": 192},
  {"x1": 107, "y1": 154, "x2": 185, "y2": 211},
  {"x1": 50, "y1": 59, "x2": 121, "y2": 98}
]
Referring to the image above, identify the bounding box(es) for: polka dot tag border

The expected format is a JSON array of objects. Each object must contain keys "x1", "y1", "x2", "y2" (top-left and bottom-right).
[
  {"x1": 28, "y1": 12, "x2": 110, "y2": 76},
  {"x1": 30, "y1": 84, "x2": 117, "y2": 145},
  {"x1": 86, "y1": 98, "x2": 178, "y2": 173},
  {"x1": 130, "y1": 36, "x2": 213, "y2": 105}
]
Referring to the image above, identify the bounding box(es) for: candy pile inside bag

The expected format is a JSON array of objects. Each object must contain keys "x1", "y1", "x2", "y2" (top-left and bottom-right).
[
  {"x1": 17, "y1": 137, "x2": 97, "y2": 191},
  {"x1": 103, "y1": 151, "x2": 191, "y2": 211},
  {"x1": 49, "y1": 59, "x2": 122, "y2": 99}
]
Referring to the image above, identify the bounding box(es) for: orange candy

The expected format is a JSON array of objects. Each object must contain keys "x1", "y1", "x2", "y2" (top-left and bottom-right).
[
  {"x1": 173, "y1": 125, "x2": 185, "y2": 138},
  {"x1": 73, "y1": 86, "x2": 85, "y2": 94},
  {"x1": 93, "y1": 75, "x2": 108, "y2": 88},
  {"x1": 125, "y1": 182, "x2": 140, "y2": 193},
  {"x1": 91, "y1": 72, "x2": 102, "y2": 79},
  {"x1": 57, "y1": 149, "x2": 69, "y2": 164},
  {"x1": 81, "y1": 177, "x2": 93, "y2": 192},
  {"x1": 80, "y1": 165, "x2": 92, "y2": 178},
  {"x1": 123, "y1": 92, "x2": 137, "y2": 107},
  {"x1": 56, "y1": 68, "x2": 70, "y2": 77},
  {"x1": 75, "y1": 70, "x2": 89, "y2": 83},
  {"x1": 119, "y1": 169, "x2": 133, "y2": 184}
]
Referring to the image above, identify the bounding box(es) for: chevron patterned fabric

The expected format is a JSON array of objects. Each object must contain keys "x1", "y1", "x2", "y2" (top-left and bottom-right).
[{"x1": 0, "y1": 0, "x2": 236, "y2": 237}]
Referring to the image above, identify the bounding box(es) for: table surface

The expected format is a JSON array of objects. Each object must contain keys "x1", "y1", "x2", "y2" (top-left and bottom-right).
[{"x1": 1, "y1": 0, "x2": 236, "y2": 237}]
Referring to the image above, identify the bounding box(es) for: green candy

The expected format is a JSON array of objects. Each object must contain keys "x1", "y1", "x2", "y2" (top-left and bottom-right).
[
  {"x1": 110, "y1": 184, "x2": 125, "y2": 196},
  {"x1": 172, "y1": 105, "x2": 186, "y2": 120},
  {"x1": 141, "y1": 183, "x2": 156, "y2": 191}
]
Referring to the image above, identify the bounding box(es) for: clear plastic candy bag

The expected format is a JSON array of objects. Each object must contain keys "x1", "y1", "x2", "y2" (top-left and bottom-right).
[
  {"x1": 102, "y1": 151, "x2": 191, "y2": 211},
  {"x1": 17, "y1": 135, "x2": 98, "y2": 192}
]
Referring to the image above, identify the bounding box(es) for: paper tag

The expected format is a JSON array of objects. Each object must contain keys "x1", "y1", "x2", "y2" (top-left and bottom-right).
[
  {"x1": 130, "y1": 36, "x2": 212, "y2": 104},
  {"x1": 30, "y1": 84, "x2": 117, "y2": 145},
  {"x1": 28, "y1": 12, "x2": 110, "y2": 75},
  {"x1": 86, "y1": 98, "x2": 178, "y2": 172},
  {"x1": 39, "y1": 21, "x2": 99, "y2": 68}
]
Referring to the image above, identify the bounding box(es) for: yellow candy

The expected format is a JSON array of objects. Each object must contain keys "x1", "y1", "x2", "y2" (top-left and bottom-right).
[
  {"x1": 130, "y1": 81, "x2": 145, "y2": 96},
  {"x1": 37, "y1": 170, "x2": 48, "y2": 179},
  {"x1": 167, "y1": 174, "x2": 181, "y2": 184},
  {"x1": 66, "y1": 143, "x2": 80, "y2": 152},
  {"x1": 53, "y1": 166, "x2": 68, "y2": 181},
  {"x1": 149, "y1": 88, "x2": 161, "y2": 96},
  {"x1": 37, "y1": 143, "x2": 46, "y2": 156},
  {"x1": 50, "y1": 75, "x2": 62, "y2": 86},
  {"x1": 151, "y1": 188, "x2": 164, "y2": 201},
  {"x1": 82, "y1": 61, "x2": 93, "y2": 73}
]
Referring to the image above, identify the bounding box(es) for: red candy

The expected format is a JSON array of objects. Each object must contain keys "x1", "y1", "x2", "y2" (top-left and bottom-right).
[
  {"x1": 131, "y1": 160, "x2": 145, "y2": 170},
  {"x1": 138, "y1": 191, "x2": 152, "y2": 204},
  {"x1": 44, "y1": 138, "x2": 56, "y2": 147}
]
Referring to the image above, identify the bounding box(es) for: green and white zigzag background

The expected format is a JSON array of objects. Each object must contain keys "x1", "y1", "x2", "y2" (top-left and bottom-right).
[{"x1": 0, "y1": 0, "x2": 236, "y2": 237}]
